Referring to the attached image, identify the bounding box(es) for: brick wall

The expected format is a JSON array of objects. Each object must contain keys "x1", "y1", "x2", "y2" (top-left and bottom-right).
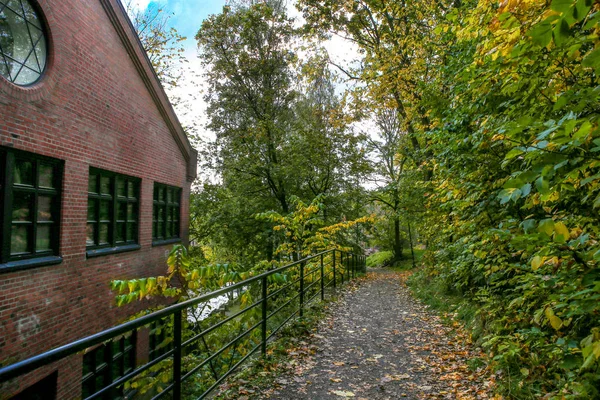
[{"x1": 0, "y1": 0, "x2": 194, "y2": 398}]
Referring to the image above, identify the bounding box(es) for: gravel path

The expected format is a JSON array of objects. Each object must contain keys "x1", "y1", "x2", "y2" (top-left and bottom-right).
[{"x1": 255, "y1": 269, "x2": 491, "y2": 400}]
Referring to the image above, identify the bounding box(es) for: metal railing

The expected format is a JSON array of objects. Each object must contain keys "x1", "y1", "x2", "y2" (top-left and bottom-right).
[{"x1": 0, "y1": 249, "x2": 366, "y2": 399}]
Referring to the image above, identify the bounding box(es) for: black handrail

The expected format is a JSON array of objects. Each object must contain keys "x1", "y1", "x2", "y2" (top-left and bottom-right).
[{"x1": 0, "y1": 249, "x2": 366, "y2": 399}]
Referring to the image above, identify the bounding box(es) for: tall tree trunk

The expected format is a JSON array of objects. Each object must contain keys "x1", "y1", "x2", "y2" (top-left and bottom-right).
[
  {"x1": 393, "y1": 215, "x2": 403, "y2": 261},
  {"x1": 407, "y1": 219, "x2": 416, "y2": 268}
]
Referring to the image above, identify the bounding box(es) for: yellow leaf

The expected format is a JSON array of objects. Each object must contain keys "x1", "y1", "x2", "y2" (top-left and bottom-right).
[
  {"x1": 531, "y1": 256, "x2": 544, "y2": 271},
  {"x1": 545, "y1": 307, "x2": 563, "y2": 330},
  {"x1": 593, "y1": 342, "x2": 600, "y2": 359},
  {"x1": 554, "y1": 222, "x2": 570, "y2": 240}
]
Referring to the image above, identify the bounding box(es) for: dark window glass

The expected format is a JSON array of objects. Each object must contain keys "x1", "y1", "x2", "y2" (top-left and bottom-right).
[
  {"x1": 81, "y1": 333, "x2": 136, "y2": 400},
  {"x1": 152, "y1": 183, "x2": 181, "y2": 242},
  {"x1": 87, "y1": 168, "x2": 139, "y2": 250},
  {"x1": 0, "y1": 147, "x2": 62, "y2": 264}
]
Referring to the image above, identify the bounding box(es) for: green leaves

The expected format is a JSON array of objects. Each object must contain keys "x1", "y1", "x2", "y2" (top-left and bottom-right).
[
  {"x1": 582, "y1": 48, "x2": 600, "y2": 69},
  {"x1": 529, "y1": 21, "x2": 553, "y2": 47},
  {"x1": 551, "y1": 0, "x2": 574, "y2": 14}
]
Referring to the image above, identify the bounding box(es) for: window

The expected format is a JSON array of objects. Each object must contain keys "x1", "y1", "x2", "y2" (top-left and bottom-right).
[
  {"x1": 0, "y1": 0, "x2": 48, "y2": 85},
  {"x1": 148, "y1": 318, "x2": 173, "y2": 361},
  {"x1": 0, "y1": 147, "x2": 62, "y2": 270},
  {"x1": 152, "y1": 183, "x2": 181, "y2": 244},
  {"x1": 82, "y1": 333, "x2": 136, "y2": 400},
  {"x1": 87, "y1": 168, "x2": 140, "y2": 256}
]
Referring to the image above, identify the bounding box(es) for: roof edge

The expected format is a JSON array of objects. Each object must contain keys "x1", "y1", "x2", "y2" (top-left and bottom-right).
[{"x1": 99, "y1": 0, "x2": 198, "y2": 182}]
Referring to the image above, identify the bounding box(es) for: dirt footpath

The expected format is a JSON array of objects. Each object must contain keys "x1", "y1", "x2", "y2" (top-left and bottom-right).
[{"x1": 255, "y1": 269, "x2": 493, "y2": 400}]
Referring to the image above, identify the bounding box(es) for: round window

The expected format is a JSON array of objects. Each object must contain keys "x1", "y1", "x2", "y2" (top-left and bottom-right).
[{"x1": 0, "y1": 0, "x2": 47, "y2": 86}]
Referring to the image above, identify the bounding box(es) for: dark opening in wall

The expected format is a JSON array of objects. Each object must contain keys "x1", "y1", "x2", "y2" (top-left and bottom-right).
[{"x1": 10, "y1": 370, "x2": 57, "y2": 400}]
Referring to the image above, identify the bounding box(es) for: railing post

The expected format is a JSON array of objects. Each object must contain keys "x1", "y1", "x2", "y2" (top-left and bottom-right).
[
  {"x1": 320, "y1": 254, "x2": 324, "y2": 301},
  {"x1": 261, "y1": 275, "x2": 268, "y2": 356},
  {"x1": 332, "y1": 251, "x2": 336, "y2": 289},
  {"x1": 299, "y1": 261, "x2": 305, "y2": 318},
  {"x1": 346, "y1": 253, "x2": 350, "y2": 282},
  {"x1": 173, "y1": 310, "x2": 182, "y2": 400},
  {"x1": 340, "y1": 253, "x2": 344, "y2": 284}
]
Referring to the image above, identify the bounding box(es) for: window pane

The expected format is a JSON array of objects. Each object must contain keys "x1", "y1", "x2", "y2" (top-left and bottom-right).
[
  {"x1": 94, "y1": 345, "x2": 105, "y2": 366},
  {"x1": 87, "y1": 201, "x2": 97, "y2": 221},
  {"x1": 39, "y1": 164, "x2": 54, "y2": 188},
  {"x1": 88, "y1": 173, "x2": 97, "y2": 193},
  {"x1": 167, "y1": 189, "x2": 172, "y2": 203},
  {"x1": 158, "y1": 188, "x2": 164, "y2": 202},
  {"x1": 86, "y1": 224, "x2": 96, "y2": 246},
  {"x1": 111, "y1": 358, "x2": 123, "y2": 381},
  {"x1": 116, "y1": 177, "x2": 125, "y2": 197},
  {"x1": 117, "y1": 202, "x2": 126, "y2": 221},
  {"x1": 115, "y1": 222, "x2": 124, "y2": 242},
  {"x1": 82, "y1": 354, "x2": 92, "y2": 376},
  {"x1": 34, "y1": 37, "x2": 46, "y2": 74},
  {"x1": 100, "y1": 176, "x2": 110, "y2": 194},
  {"x1": 21, "y1": 1, "x2": 42, "y2": 30},
  {"x1": 127, "y1": 203, "x2": 136, "y2": 221},
  {"x1": 95, "y1": 374, "x2": 105, "y2": 392},
  {"x1": 112, "y1": 339, "x2": 123, "y2": 356},
  {"x1": 36, "y1": 225, "x2": 51, "y2": 251},
  {"x1": 99, "y1": 224, "x2": 109, "y2": 245},
  {"x1": 126, "y1": 223, "x2": 136, "y2": 242},
  {"x1": 11, "y1": 225, "x2": 30, "y2": 254},
  {"x1": 1, "y1": 6, "x2": 28, "y2": 71},
  {"x1": 12, "y1": 192, "x2": 32, "y2": 221},
  {"x1": 37, "y1": 196, "x2": 52, "y2": 221},
  {"x1": 127, "y1": 181, "x2": 135, "y2": 198},
  {"x1": 124, "y1": 351, "x2": 134, "y2": 372},
  {"x1": 99, "y1": 201, "x2": 110, "y2": 221},
  {"x1": 13, "y1": 160, "x2": 33, "y2": 185},
  {"x1": 14, "y1": 67, "x2": 40, "y2": 86}
]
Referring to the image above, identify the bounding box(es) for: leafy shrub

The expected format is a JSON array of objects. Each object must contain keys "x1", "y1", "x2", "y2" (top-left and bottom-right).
[{"x1": 366, "y1": 251, "x2": 394, "y2": 268}]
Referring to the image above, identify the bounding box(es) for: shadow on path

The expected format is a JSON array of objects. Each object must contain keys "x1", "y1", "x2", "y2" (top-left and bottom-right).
[{"x1": 255, "y1": 269, "x2": 491, "y2": 399}]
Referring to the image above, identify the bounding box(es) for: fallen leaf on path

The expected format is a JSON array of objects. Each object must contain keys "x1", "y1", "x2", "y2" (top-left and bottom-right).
[{"x1": 331, "y1": 390, "x2": 355, "y2": 397}]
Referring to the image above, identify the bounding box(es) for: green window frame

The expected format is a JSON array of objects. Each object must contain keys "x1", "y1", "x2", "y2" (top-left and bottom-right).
[
  {"x1": 152, "y1": 183, "x2": 181, "y2": 245},
  {"x1": 0, "y1": 147, "x2": 63, "y2": 271},
  {"x1": 87, "y1": 168, "x2": 140, "y2": 257}
]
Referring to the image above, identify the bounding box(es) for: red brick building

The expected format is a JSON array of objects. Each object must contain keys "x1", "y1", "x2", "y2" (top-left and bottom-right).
[{"x1": 0, "y1": 0, "x2": 197, "y2": 398}]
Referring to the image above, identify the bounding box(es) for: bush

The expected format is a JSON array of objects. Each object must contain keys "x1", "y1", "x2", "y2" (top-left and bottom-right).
[{"x1": 366, "y1": 251, "x2": 394, "y2": 268}]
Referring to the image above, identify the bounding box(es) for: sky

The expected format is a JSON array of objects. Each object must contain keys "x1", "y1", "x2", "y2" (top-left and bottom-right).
[
  {"x1": 129, "y1": 0, "x2": 226, "y2": 135},
  {"x1": 128, "y1": 0, "x2": 360, "y2": 142}
]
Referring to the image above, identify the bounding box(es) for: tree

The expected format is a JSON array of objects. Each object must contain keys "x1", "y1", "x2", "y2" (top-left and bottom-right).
[
  {"x1": 197, "y1": 2, "x2": 297, "y2": 214},
  {"x1": 124, "y1": 1, "x2": 194, "y2": 114},
  {"x1": 194, "y1": 3, "x2": 370, "y2": 261}
]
